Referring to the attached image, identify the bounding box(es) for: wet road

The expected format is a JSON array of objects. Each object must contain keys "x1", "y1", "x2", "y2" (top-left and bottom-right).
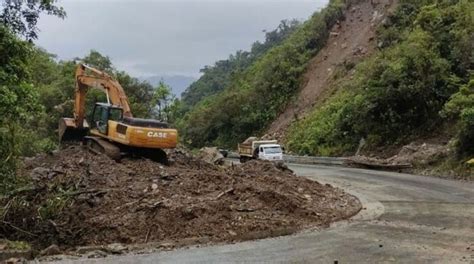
[{"x1": 52, "y1": 164, "x2": 474, "y2": 264}]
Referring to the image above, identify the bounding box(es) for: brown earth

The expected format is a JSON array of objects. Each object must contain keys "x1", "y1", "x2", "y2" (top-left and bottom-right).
[
  {"x1": 1, "y1": 146, "x2": 361, "y2": 256},
  {"x1": 348, "y1": 141, "x2": 473, "y2": 180},
  {"x1": 266, "y1": 0, "x2": 398, "y2": 141}
]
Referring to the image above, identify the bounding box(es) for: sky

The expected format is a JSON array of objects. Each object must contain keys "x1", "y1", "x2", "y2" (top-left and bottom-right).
[{"x1": 37, "y1": 0, "x2": 329, "y2": 78}]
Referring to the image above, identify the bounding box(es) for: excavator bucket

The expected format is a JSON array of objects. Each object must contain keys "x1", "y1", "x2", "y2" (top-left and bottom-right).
[{"x1": 59, "y1": 118, "x2": 89, "y2": 142}]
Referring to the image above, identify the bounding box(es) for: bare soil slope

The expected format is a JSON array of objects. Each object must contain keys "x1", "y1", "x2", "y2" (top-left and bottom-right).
[
  {"x1": 267, "y1": 0, "x2": 397, "y2": 140},
  {"x1": 1, "y1": 146, "x2": 360, "y2": 254}
]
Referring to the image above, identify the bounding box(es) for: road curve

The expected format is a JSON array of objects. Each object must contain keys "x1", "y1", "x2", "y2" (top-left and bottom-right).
[{"x1": 51, "y1": 164, "x2": 474, "y2": 264}]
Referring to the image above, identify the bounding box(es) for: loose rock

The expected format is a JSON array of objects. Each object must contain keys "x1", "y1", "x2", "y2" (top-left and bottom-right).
[{"x1": 40, "y1": 244, "x2": 61, "y2": 256}]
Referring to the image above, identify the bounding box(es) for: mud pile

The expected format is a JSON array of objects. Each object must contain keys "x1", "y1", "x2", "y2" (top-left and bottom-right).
[
  {"x1": 347, "y1": 142, "x2": 451, "y2": 171},
  {"x1": 2, "y1": 146, "x2": 360, "y2": 252}
]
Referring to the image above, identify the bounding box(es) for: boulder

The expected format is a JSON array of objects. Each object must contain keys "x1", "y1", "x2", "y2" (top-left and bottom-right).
[{"x1": 198, "y1": 147, "x2": 225, "y2": 165}]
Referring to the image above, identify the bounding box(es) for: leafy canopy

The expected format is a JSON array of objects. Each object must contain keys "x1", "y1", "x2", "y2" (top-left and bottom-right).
[{"x1": 0, "y1": 0, "x2": 66, "y2": 40}]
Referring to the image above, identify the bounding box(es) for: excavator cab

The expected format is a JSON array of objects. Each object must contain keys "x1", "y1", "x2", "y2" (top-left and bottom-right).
[{"x1": 90, "y1": 103, "x2": 123, "y2": 135}]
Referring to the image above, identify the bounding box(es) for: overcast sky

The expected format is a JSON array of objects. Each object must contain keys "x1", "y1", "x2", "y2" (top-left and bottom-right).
[{"x1": 37, "y1": 0, "x2": 328, "y2": 78}]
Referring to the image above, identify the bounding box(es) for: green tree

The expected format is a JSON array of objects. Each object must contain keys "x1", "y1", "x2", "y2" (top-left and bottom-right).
[
  {"x1": 151, "y1": 81, "x2": 173, "y2": 121},
  {"x1": 0, "y1": 26, "x2": 31, "y2": 83},
  {"x1": 81, "y1": 50, "x2": 114, "y2": 74},
  {"x1": 442, "y1": 78, "x2": 474, "y2": 157},
  {"x1": 0, "y1": 26, "x2": 42, "y2": 191},
  {"x1": 0, "y1": 0, "x2": 66, "y2": 40}
]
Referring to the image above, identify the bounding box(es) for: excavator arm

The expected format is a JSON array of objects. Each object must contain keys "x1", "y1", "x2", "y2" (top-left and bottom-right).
[{"x1": 74, "y1": 64, "x2": 132, "y2": 128}]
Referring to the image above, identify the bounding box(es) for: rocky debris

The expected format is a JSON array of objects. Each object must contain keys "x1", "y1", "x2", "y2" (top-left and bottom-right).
[
  {"x1": 353, "y1": 46, "x2": 368, "y2": 56},
  {"x1": 85, "y1": 250, "x2": 108, "y2": 259},
  {"x1": 2, "y1": 145, "x2": 361, "y2": 257},
  {"x1": 197, "y1": 147, "x2": 225, "y2": 165},
  {"x1": 387, "y1": 143, "x2": 449, "y2": 166},
  {"x1": 29, "y1": 167, "x2": 49, "y2": 181},
  {"x1": 4, "y1": 257, "x2": 27, "y2": 264},
  {"x1": 40, "y1": 244, "x2": 61, "y2": 256},
  {"x1": 105, "y1": 243, "x2": 128, "y2": 254},
  {"x1": 348, "y1": 142, "x2": 450, "y2": 170},
  {"x1": 0, "y1": 240, "x2": 32, "y2": 262},
  {"x1": 346, "y1": 156, "x2": 412, "y2": 170},
  {"x1": 371, "y1": 10, "x2": 385, "y2": 26}
]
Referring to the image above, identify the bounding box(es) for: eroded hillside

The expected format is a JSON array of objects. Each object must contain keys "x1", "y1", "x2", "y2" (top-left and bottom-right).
[{"x1": 267, "y1": 0, "x2": 397, "y2": 140}]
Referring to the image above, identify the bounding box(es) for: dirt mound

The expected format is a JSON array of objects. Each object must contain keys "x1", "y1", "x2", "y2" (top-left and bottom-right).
[
  {"x1": 267, "y1": 0, "x2": 398, "y2": 141},
  {"x1": 1, "y1": 146, "x2": 360, "y2": 255},
  {"x1": 388, "y1": 142, "x2": 450, "y2": 166},
  {"x1": 347, "y1": 142, "x2": 450, "y2": 170}
]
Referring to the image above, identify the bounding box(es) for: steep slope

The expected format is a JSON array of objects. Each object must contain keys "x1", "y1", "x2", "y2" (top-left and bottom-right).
[
  {"x1": 178, "y1": 0, "x2": 349, "y2": 148},
  {"x1": 284, "y1": 0, "x2": 473, "y2": 177},
  {"x1": 267, "y1": 0, "x2": 397, "y2": 139}
]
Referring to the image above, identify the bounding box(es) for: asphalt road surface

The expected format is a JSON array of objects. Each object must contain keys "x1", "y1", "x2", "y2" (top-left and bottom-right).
[{"x1": 50, "y1": 164, "x2": 474, "y2": 264}]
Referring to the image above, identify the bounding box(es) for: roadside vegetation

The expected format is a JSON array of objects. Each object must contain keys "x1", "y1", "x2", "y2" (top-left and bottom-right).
[{"x1": 286, "y1": 0, "x2": 473, "y2": 163}]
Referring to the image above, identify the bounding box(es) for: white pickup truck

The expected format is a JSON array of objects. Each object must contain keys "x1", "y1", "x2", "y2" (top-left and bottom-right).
[{"x1": 238, "y1": 137, "x2": 283, "y2": 163}]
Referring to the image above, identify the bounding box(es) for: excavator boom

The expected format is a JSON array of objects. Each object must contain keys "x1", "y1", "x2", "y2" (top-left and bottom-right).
[{"x1": 74, "y1": 64, "x2": 132, "y2": 128}]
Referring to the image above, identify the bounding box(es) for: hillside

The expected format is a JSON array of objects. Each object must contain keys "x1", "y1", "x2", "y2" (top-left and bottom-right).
[
  {"x1": 177, "y1": 0, "x2": 473, "y2": 177},
  {"x1": 283, "y1": 0, "x2": 472, "y2": 178},
  {"x1": 177, "y1": 0, "x2": 348, "y2": 147},
  {"x1": 267, "y1": 0, "x2": 397, "y2": 139},
  {"x1": 179, "y1": 19, "x2": 301, "y2": 111}
]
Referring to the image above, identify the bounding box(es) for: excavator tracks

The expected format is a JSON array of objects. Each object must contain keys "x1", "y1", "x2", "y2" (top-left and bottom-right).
[
  {"x1": 132, "y1": 148, "x2": 168, "y2": 165},
  {"x1": 83, "y1": 136, "x2": 168, "y2": 164},
  {"x1": 84, "y1": 136, "x2": 122, "y2": 161}
]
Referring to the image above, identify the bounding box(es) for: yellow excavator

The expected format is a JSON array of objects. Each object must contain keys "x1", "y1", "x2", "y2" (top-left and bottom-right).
[{"x1": 59, "y1": 64, "x2": 178, "y2": 163}]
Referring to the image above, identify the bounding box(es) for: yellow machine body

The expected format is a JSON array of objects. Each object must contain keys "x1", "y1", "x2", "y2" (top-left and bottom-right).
[{"x1": 90, "y1": 120, "x2": 178, "y2": 149}]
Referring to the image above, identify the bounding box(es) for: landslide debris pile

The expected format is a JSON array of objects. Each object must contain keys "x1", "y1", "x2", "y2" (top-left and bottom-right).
[
  {"x1": 2, "y1": 146, "x2": 361, "y2": 251},
  {"x1": 347, "y1": 142, "x2": 451, "y2": 170}
]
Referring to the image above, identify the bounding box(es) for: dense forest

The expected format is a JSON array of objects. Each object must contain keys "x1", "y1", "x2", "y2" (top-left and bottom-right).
[{"x1": 0, "y1": 1, "x2": 175, "y2": 193}]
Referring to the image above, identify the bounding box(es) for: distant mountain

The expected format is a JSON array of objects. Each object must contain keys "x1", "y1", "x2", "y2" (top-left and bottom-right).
[{"x1": 141, "y1": 75, "x2": 197, "y2": 98}]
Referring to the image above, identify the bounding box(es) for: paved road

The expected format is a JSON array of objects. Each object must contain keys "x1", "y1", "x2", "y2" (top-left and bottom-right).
[{"x1": 52, "y1": 164, "x2": 474, "y2": 264}]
